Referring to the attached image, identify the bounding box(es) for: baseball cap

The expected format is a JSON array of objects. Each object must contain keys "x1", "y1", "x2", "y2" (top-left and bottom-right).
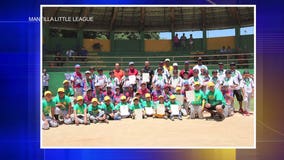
[
  {"x1": 87, "y1": 88, "x2": 93, "y2": 92},
  {"x1": 197, "y1": 57, "x2": 202, "y2": 61},
  {"x1": 75, "y1": 64, "x2": 80, "y2": 68},
  {"x1": 57, "y1": 87, "x2": 65, "y2": 93},
  {"x1": 124, "y1": 68, "x2": 129, "y2": 72},
  {"x1": 230, "y1": 62, "x2": 236, "y2": 66},
  {"x1": 129, "y1": 62, "x2": 134, "y2": 65},
  {"x1": 44, "y1": 91, "x2": 52, "y2": 96},
  {"x1": 97, "y1": 68, "x2": 103, "y2": 71},
  {"x1": 207, "y1": 81, "x2": 215, "y2": 87},
  {"x1": 120, "y1": 96, "x2": 126, "y2": 100},
  {"x1": 158, "y1": 95, "x2": 164, "y2": 99},
  {"x1": 140, "y1": 81, "x2": 147, "y2": 85},
  {"x1": 106, "y1": 84, "x2": 112, "y2": 88},
  {"x1": 173, "y1": 63, "x2": 178, "y2": 66},
  {"x1": 63, "y1": 80, "x2": 69, "y2": 84},
  {"x1": 218, "y1": 62, "x2": 224, "y2": 65},
  {"x1": 133, "y1": 97, "x2": 139, "y2": 101},
  {"x1": 91, "y1": 98, "x2": 98, "y2": 103},
  {"x1": 194, "y1": 81, "x2": 201, "y2": 86},
  {"x1": 104, "y1": 96, "x2": 110, "y2": 101},
  {"x1": 145, "y1": 93, "x2": 151, "y2": 98},
  {"x1": 76, "y1": 96, "x2": 83, "y2": 101},
  {"x1": 170, "y1": 95, "x2": 176, "y2": 100},
  {"x1": 184, "y1": 61, "x2": 189, "y2": 64},
  {"x1": 85, "y1": 71, "x2": 91, "y2": 74},
  {"x1": 225, "y1": 70, "x2": 232, "y2": 74},
  {"x1": 164, "y1": 58, "x2": 170, "y2": 62},
  {"x1": 193, "y1": 69, "x2": 199, "y2": 73},
  {"x1": 212, "y1": 70, "x2": 218, "y2": 74},
  {"x1": 183, "y1": 81, "x2": 189, "y2": 85},
  {"x1": 159, "y1": 61, "x2": 164, "y2": 65},
  {"x1": 109, "y1": 71, "x2": 114, "y2": 74},
  {"x1": 157, "y1": 67, "x2": 163, "y2": 71},
  {"x1": 176, "y1": 86, "x2": 181, "y2": 91},
  {"x1": 135, "y1": 92, "x2": 141, "y2": 95},
  {"x1": 243, "y1": 70, "x2": 250, "y2": 74}
]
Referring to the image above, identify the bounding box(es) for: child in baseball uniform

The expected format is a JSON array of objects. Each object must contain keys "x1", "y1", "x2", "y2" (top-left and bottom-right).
[
  {"x1": 115, "y1": 96, "x2": 132, "y2": 118},
  {"x1": 189, "y1": 82, "x2": 205, "y2": 119},
  {"x1": 100, "y1": 96, "x2": 121, "y2": 120},
  {"x1": 71, "y1": 96, "x2": 89, "y2": 125},
  {"x1": 53, "y1": 88, "x2": 72, "y2": 124},
  {"x1": 130, "y1": 97, "x2": 145, "y2": 119},
  {"x1": 142, "y1": 93, "x2": 155, "y2": 118},
  {"x1": 42, "y1": 91, "x2": 58, "y2": 130},
  {"x1": 166, "y1": 95, "x2": 182, "y2": 121},
  {"x1": 221, "y1": 84, "x2": 234, "y2": 117},
  {"x1": 154, "y1": 95, "x2": 168, "y2": 119},
  {"x1": 240, "y1": 70, "x2": 254, "y2": 116},
  {"x1": 88, "y1": 98, "x2": 108, "y2": 124}
]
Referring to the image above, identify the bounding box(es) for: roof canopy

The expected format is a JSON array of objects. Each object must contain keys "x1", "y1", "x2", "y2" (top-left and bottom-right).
[{"x1": 43, "y1": 7, "x2": 254, "y2": 32}]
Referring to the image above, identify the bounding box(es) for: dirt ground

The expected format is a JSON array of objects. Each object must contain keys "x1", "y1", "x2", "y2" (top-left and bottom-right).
[{"x1": 42, "y1": 112, "x2": 254, "y2": 148}]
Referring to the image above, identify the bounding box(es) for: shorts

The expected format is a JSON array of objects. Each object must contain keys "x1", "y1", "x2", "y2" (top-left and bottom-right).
[
  {"x1": 233, "y1": 89, "x2": 243, "y2": 102},
  {"x1": 207, "y1": 104, "x2": 225, "y2": 111}
]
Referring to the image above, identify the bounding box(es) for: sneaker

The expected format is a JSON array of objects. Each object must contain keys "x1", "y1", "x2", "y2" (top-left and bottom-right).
[
  {"x1": 170, "y1": 117, "x2": 175, "y2": 121},
  {"x1": 164, "y1": 116, "x2": 168, "y2": 120},
  {"x1": 144, "y1": 115, "x2": 147, "y2": 119},
  {"x1": 243, "y1": 111, "x2": 250, "y2": 116},
  {"x1": 93, "y1": 119, "x2": 98, "y2": 124},
  {"x1": 104, "y1": 119, "x2": 109, "y2": 124},
  {"x1": 239, "y1": 108, "x2": 244, "y2": 114},
  {"x1": 178, "y1": 117, "x2": 182, "y2": 120}
]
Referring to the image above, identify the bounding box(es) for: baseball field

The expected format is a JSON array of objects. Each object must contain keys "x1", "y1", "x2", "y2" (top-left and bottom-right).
[{"x1": 42, "y1": 107, "x2": 254, "y2": 148}]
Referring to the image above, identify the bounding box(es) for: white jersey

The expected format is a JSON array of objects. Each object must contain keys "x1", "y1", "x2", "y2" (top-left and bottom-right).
[
  {"x1": 169, "y1": 76, "x2": 183, "y2": 88},
  {"x1": 94, "y1": 74, "x2": 108, "y2": 89},
  {"x1": 240, "y1": 78, "x2": 254, "y2": 93},
  {"x1": 210, "y1": 76, "x2": 222, "y2": 89},
  {"x1": 217, "y1": 69, "x2": 226, "y2": 80},
  {"x1": 154, "y1": 69, "x2": 170, "y2": 79},
  {"x1": 107, "y1": 77, "x2": 120, "y2": 91},
  {"x1": 220, "y1": 77, "x2": 239, "y2": 90},
  {"x1": 152, "y1": 74, "x2": 168, "y2": 88},
  {"x1": 188, "y1": 76, "x2": 203, "y2": 87},
  {"x1": 193, "y1": 64, "x2": 208, "y2": 75},
  {"x1": 42, "y1": 73, "x2": 49, "y2": 87},
  {"x1": 231, "y1": 70, "x2": 243, "y2": 90}
]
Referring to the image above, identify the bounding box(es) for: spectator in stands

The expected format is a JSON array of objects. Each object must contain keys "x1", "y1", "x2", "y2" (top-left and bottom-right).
[
  {"x1": 163, "y1": 58, "x2": 174, "y2": 77},
  {"x1": 189, "y1": 34, "x2": 194, "y2": 50},
  {"x1": 180, "y1": 33, "x2": 187, "y2": 50},
  {"x1": 193, "y1": 57, "x2": 208, "y2": 75},
  {"x1": 227, "y1": 46, "x2": 232, "y2": 53},
  {"x1": 70, "y1": 64, "x2": 83, "y2": 98},
  {"x1": 180, "y1": 61, "x2": 193, "y2": 79},
  {"x1": 42, "y1": 69, "x2": 49, "y2": 97},
  {"x1": 66, "y1": 49, "x2": 75, "y2": 61},
  {"x1": 79, "y1": 47, "x2": 88, "y2": 61},
  {"x1": 220, "y1": 46, "x2": 226, "y2": 53},
  {"x1": 113, "y1": 63, "x2": 124, "y2": 82},
  {"x1": 141, "y1": 61, "x2": 154, "y2": 91},
  {"x1": 173, "y1": 33, "x2": 179, "y2": 50}
]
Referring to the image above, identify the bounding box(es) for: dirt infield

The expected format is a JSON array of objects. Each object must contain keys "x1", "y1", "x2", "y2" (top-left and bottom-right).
[{"x1": 42, "y1": 112, "x2": 254, "y2": 148}]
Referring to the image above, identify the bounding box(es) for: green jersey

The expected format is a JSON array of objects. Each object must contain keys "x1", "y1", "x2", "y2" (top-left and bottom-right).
[
  {"x1": 130, "y1": 103, "x2": 143, "y2": 111},
  {"x1": 53, "y1": 95, "x2": 71, "y2": 111},
  {"x1": 73, "y1": 103, "x2": 87, "y2": 114},
  {"x1": 165, "y1": 101, "x2": 181, "y2": 109},
  {"x1": 42, "y1": 99, "x2": 55, "y2": 116},
  {"x1": 100, "y1": 103, "x2": 115, "y2": 113},
  {"x1": 142, "y1": 100, "x2": 155, "y2": 108},
  {"x1": 88, "y1": 104, "x2": 100, "y2": 115},
  {"x1": 205, "y1": 89, "x2": 226, "y2": 106},
  {"x1": 191, "y1": 90, "x2": 205, "y2": 105},
  {"x1": 64, "y1": 87, "x2": 74, "y2": 97},
  {"x1": 115, "y1": 102, "x2": 130, "y2": 111}
]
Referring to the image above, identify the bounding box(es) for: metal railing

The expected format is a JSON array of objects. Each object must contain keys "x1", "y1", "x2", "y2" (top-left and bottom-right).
[{"x1": 43, "y1": 53, "x2": 254, "y2": 71}]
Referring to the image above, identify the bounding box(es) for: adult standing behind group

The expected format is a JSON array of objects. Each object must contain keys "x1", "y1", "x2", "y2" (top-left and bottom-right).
[
  {"x1": 180, "y1": 61, "x2": 193, "y2": 79},
  {"x1": 141, "y1": 61, "x2": 154, "y2": 91},
  {"x1": 113, "y1": 63, "x2": 124, "y2": 82},
  {"x1": 163, "y1": 58, "x2": 174, "y2": 77},
  {"x1": 193, "y1": 57, "x2": 208, "y2": 75}
]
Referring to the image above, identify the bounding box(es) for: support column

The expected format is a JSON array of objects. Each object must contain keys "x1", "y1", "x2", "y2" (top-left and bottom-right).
[
  {"x1": 43, "y1": 26, "x2": 50, "y2": 51},
  {"x1": 202, "y1": 29, "x2": 207, "y2": 52},
  {"x1": 235, "y1": 26, "x2": 240, "y2": 52},
  {"x1": 77, "y1": 29, "x2": 83, "y2": 49},
  {"x1": 110, "y1": 31, "x2": 115, "y2": 52},
  {"x1": 140, "y1": 31, "x2": 145, "y2": 52}
]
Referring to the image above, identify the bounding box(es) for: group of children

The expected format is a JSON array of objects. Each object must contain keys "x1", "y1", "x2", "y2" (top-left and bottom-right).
[{"x1": 42, "y1": 60, "x2": 255, "y2": 130}]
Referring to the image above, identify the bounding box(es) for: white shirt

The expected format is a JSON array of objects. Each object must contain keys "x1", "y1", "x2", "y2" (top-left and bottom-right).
[
  {"x1": 152, "y1": 74, "x2": 168, "y2": 88},
  {"x1": 217, "y1": 69, "x2": 226, "y2": 80},
  {"x1": 66, "y1": 50, "x2": 75, "y2": 57},
  {"x1": 94, "y1": 74, "x2": 108, "y2": 88},
  {"x1": 240, "y1": 78, "x2": 254, "y2": 93},
  {"x1": 193, "y1": 64, "x2": 208, "y2": 75},
  {"x1": 188, "y1": 76, "x2": 203, "y2": 87},
  {"x1": 42, "y1": 73, "x2": 49, "y2": 86},
  {"x1": 154, "y1": 69, "x2": 170, "y2": 79},
  {"x1": 220, "y1": 77, "x2": 239, "y2": 90},
  {"x1": 169, "y1": 76, "x2": 183, "y2": 88},
  {"x1": 231, "y1": 70, "x2": 243, "y2": 90}
]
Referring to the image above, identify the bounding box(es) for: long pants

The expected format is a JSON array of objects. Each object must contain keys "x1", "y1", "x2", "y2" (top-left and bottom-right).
[
  {"x1": 105, "y1": 111, "x2": 122, "y2": 120},
  {"x1": 190, "y1": 105, "x2": 203, "y2": 119},
  {"x1": 70, "y1": 114, "x2": 89, "y2": 124},
  {"x1": 42, "y1": 116, "x2": 58, "y2": 130},
  {"x1": 89, "y1": 110, "x2": 105, "y2": 122},
  {"x1": 243, "y1": 92, "x2": 252, "y2": 112},
  {"x1": 54, "y1": 107, "x2": 72, "y2": 124}
]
